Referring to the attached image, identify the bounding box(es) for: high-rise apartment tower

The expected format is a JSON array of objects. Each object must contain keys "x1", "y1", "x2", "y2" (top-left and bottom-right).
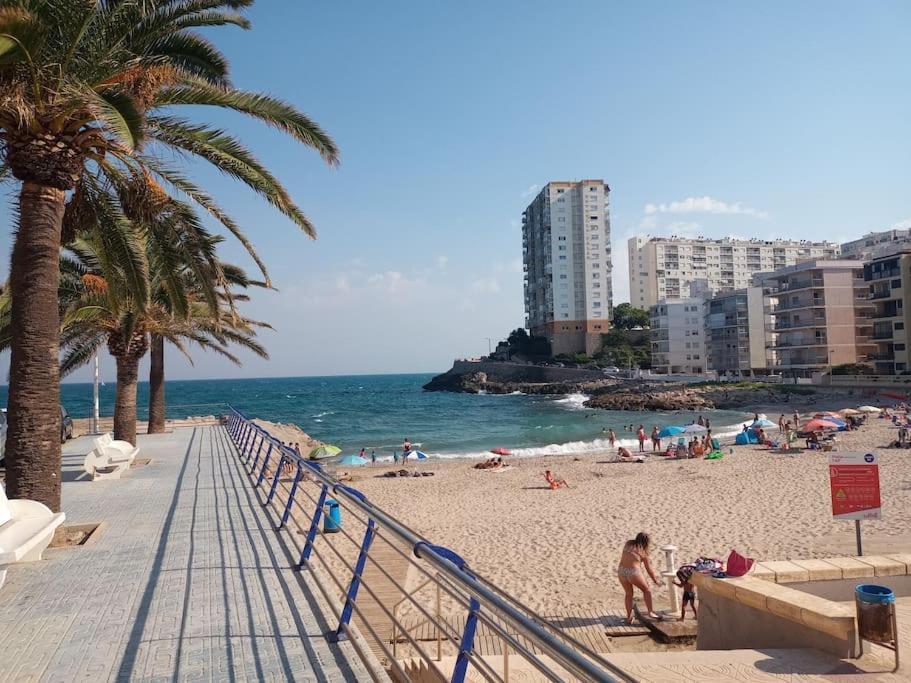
[
  {"x1": 523, "y1": 180, "x2": 613, "y2": 356},
  {"x1": 628, "y1": 235, "x2": 840, "y2": 309}
]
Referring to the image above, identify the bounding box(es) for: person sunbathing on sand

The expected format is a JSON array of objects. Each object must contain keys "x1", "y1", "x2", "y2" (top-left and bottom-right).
[
  {"x1": 544, "y1": 469, "x2": 569, "y2": 489},
  {"x1": 617, "y1": 446, "x2": 644, "y2": 462},
  {"x1": 618, "y1": 532, "x2": 662, "y2": 624}
]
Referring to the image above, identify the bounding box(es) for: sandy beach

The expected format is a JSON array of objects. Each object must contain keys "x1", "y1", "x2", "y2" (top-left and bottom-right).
[{"x1": 349, "y1": 408, "x2": 911, "y2": 616}]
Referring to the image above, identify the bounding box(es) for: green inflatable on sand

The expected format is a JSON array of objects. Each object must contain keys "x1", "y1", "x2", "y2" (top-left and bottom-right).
[{"x1": 704, "y1": 451, "x2": 724, "y2": 460}]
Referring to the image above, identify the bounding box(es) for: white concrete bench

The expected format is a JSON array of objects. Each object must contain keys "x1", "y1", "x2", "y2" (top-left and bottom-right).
[
  {"x1": 0, "y1": 484, "x2": 65, "y2": 589},
  {"x1": 83, "y1": 433, "x2": 139, "y2": 481}
]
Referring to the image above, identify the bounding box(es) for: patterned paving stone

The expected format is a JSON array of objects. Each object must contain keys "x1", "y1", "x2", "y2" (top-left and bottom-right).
[{"x1": 0, "y1": 426, "x2": 375, "y2": 682}]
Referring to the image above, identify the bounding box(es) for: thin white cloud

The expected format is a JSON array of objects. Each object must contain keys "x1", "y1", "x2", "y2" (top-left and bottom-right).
[
  {"x1": 644, "y1": 196, "x2": 768, "y2": 219},
  {"x1": 436, "y1": 255, "x2": 449, "y2": 269},
  {"x1": 520, "y1": 184, "x2": 539, "y2": 199},
  {"x1": 470, "y1": 276, "x2": 501, "y2": 294}
]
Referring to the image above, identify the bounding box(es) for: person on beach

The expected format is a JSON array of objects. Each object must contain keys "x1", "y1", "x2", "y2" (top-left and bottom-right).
[
  {"x1": 371, "y1": 450, "x2": 377, "y2": 465},
  {"x1": 793, "y1": 410, "x2": 800, "y2": 428},
  {"x1": 359, "y1": 447, "x2": 366, "y2": 459},
  {"x1": 778, "y1": 414, "x2": 786, "y2": 432},
  {"x1": 636, "y1": 425, "x2": 646, "y2": 452},
  {"x1": 674, "y1": 568, "x2": 698, "y2": 621},
  {"x1": 618, "y1": 532, "x2": 662, "y2": 624},
  {"x1": 704, "y1": 418, "x2": 710, "y2": 430},
  {"x1": 544, "y1": 469, "x2": 569, "y2": 489},
  {"x1": 607, "y1": 428, "x2": 616, "y2": 447},
  {"x1": 651, "y1": 426, "x2": 661, "y2": 452}
]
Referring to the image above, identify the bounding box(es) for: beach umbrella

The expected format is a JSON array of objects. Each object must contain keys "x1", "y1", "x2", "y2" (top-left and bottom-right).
[
  {"x1": 414, "y1": 451, "x2": 428, "y2": 460},
  {"x1": 804, "y1": 419, "x2": 840, "y2": 431},
  {"x1": 840, "y1": 408, "x2": 862, "y2": 416},
  {"x1": 658, "y1": 426, "x2": 685, "y2": 438},
  {"x1": 814, "y1": 411, "x2": 842, "y2": 419},
  {"x1": 682, "y1": 424, "x2": 707, "y2": 433},
  {"x1": 858, "y1": 406, "x2": 883, "y2": 413},
  {"x1": 309, "y1": 444, "x2": 342, "y2": 460},
  {"x1": 336, "y1": 454, "x2": 368, "y2": 467},
  {"x1": 751, "y1": 418, "x2": 776, "y2": 428}
]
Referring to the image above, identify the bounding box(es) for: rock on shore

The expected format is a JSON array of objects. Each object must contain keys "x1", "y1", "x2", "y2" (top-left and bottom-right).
[{"x1": 423, "y1": 363, "x2": 855, "y2": 411}]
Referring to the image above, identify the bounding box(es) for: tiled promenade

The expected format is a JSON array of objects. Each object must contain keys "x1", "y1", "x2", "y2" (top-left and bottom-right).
[{"x1": 0, "y1": 426, "x2": 375, "y2": 682}]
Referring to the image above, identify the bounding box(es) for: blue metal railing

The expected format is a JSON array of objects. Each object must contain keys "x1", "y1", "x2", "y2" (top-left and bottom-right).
[{"x1": 224, "y1": 407, "x2": 632, "y2": 683}]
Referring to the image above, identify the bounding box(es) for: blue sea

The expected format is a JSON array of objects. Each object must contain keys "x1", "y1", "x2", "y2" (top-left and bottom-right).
[{"x1": 1, "y1": 374, "x2": 751, "y2": 459}]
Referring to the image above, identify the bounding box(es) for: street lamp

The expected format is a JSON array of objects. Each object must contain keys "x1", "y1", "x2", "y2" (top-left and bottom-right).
[{"x1": 483, "y1": 337, "x2": 493, "y2": 355}]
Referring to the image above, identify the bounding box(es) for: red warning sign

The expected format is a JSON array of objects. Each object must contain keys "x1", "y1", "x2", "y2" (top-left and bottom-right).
[{"x1": 828, "y1": 452, "x2": 882, "y2": 520}]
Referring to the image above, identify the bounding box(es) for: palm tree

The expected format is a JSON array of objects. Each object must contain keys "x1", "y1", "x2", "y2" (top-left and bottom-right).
[
  {"x1": 147, "y1": 256, "x2": 270, "y2": 434},
  {"x1": 58, "y1": 234, "x2": 268, "y2": 445},
  {"x1": 0, "y1": 2, "x2": 338, "y2": 509}
]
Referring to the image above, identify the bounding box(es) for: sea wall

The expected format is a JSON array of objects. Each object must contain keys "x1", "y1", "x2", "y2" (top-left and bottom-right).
[{"x1": 423, "y1": 360, "x2": 607, "y2": 392}]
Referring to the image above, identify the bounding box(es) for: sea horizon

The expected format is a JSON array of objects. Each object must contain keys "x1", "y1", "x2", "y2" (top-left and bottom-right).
[{"x1": 2, "y1": 374, "x2": 752, "y2": 461}]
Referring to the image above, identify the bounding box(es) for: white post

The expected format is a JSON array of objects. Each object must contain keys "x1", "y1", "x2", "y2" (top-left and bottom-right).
[
  {"x1": 661, "y1": 545, "x2": 679, "y2": 615},
  {"x1": 92, "y1": 352, "x2": 100, "y2": 434}
]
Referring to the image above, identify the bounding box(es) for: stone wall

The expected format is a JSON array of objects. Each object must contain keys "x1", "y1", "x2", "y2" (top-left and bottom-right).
[{"x1": 447, "y1": 360, "x2": 607, "y2": 383}]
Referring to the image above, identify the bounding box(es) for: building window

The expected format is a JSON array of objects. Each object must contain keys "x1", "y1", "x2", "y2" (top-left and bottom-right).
[
  {"x1": 592, "y1": 273, "x2": 599, "y2": 279},
  {"x1": 559, "y1": 274, "x2": 567, "y2": 279},
  {"x1": 896, "y1": 343, "x2": 906, "y2": 351},
  {"x1": 897, "y1": 322, "x2": 905, "y2": 330},
  {"x1": 558, "y1": 245, "x2": 566, "y2": 251}
]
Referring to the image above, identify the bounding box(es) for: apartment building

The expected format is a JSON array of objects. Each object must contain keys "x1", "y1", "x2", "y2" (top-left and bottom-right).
[
  {"x1": 522, "y1": 180, "x2": 613, "y2": 356},
  {"x1": 704, "y1": 287, "x2": 767, "y2": 376},
  {"x1": 628, "y1": 235, "x2": 840, "y2": 309},
  {"x1": 759, "y1": 260, "x2": 874, "y2": 376},
  {"x1": 864, "y1": 249, "x2": 911, "y2": 374},
  {"x1": 649, "y1": 299, "x2": 705, "y2": 374},
  {"x1": 842, "y1": 228, "x2": 911, "y2": 261}
]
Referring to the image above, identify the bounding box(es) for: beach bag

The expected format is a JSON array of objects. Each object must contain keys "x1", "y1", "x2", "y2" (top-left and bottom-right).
[
  {"x1": 725, "y1": 549, "x2": 755, "y2": 577},
  {"x1": 705, "y1": 451, "x2": 723, "y2": 460}
]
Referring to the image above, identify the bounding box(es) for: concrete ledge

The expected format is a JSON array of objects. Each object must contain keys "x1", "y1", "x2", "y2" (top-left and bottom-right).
[
  {"x1": 857, "y1": 555, "x2": 907, "y2": 577},
  {"x1": 824, "y1": 556, "x2": 876, "y2": 579},
  {"x1": 758, "y1": 560, "x2": 810, "y2": 583},
  {"x1": 693, "y1": 573, "x2": 857, "y2": 657},
  {"x1": 792, "y1": 559, "x2": 844, "y2": 581},
  {"x1": 694, "y1": 574, "x2": 855, "y2": 641}
]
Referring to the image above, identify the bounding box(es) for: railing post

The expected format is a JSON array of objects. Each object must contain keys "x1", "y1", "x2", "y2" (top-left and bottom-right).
[
  {"x1": 278, "y1": 462, "x2": 304, "y2": 530},
  {"x1": 249, "y1": 434, "x2": 266, "y2": 469},
  {"x1": 240, "y1": 423, "x2": 254, "y2": 458},
  {"x1": 266, "y1": 452, "x2": 286, "y2": 504},
  {"x1": 298, "y1": 483, "x2": 329, "y2": 568},
  {"x1": 256, "y1": 443, "x2": 274, "y2": 487},
  {"x1": 330, "y1": 517, "x2": 376, "y2": 642},
  {"x1": 451, "y1": 597, "x2": 480, "y2": 683},
  {"x1": 436, "y1": 583, "x2": 442, "y2": 661},
  {"x1": 230, "y1": 415, "x2": 240, "y2": 438}
]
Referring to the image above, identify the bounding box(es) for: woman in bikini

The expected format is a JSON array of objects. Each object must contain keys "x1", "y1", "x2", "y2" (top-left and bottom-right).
[{"x1": 618, "y1": 532, "x2": 662, "y2": 624}]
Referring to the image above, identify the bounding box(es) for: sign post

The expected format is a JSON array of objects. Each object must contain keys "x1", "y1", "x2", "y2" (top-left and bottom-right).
[{"x1": 828, "y1": 452, "x2": 882, "y2": 556}]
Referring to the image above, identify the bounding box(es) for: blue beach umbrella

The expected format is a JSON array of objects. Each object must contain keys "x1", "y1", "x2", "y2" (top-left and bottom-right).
[
  {"x1": 413, "y1": 451, "x2": 428, "y2": 460},
  {"x1": 657, "y1": 426, "x2": 685, "y2": 438},
  {"x1": 337, "y1": 455, "x2": 368, "y2": 467}
]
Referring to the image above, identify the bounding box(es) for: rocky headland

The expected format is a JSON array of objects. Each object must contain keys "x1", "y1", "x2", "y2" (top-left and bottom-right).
[{"x1": 423, "y1": 363, "x2": 855, "y2": 411}]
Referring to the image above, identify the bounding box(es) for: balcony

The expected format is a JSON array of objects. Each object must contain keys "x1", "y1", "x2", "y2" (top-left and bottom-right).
[
  {"x1": 868, "y1": 352, "x2": 896, "y2": 361},
  {"x1": 778, "y1": 277, "x2": 824, "y2": 291},
  {"x1": 873, "y1": 309, "x2": 900, "y2": 319},
  {"x1": 865, "y1": 267, "x2": 900, "y2": 282},
  {"x1": 870, "y1": 289, "x2": 893, "y2": 300},
  {"x1": 873, "y1": 329, "x2": 894, "y2": 340}
]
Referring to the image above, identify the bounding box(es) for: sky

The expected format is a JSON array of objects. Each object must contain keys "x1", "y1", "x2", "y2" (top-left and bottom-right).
[{"x1": 1, "y1": 1, "x2": 910, "y2": 382}]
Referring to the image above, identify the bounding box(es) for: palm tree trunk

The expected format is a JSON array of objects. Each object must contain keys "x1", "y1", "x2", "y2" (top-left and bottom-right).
[
  {"x1": 113, "y1": 354, "x2": 140, "y2": 445},
  {"x1": 5, "y1": 182, "x2": 66, "y2": 511},
  {"x1": 147, "y1": 334, "x2": 166, "y2": 434}
]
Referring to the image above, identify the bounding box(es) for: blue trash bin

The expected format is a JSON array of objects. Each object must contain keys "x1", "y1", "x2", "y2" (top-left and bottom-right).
[
  {"x1": 323, "y1": 498, "x2": 341, "y2": 533},
  {"x1": 855, "y1": 584, "x2": 895, "y2": 645}
]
